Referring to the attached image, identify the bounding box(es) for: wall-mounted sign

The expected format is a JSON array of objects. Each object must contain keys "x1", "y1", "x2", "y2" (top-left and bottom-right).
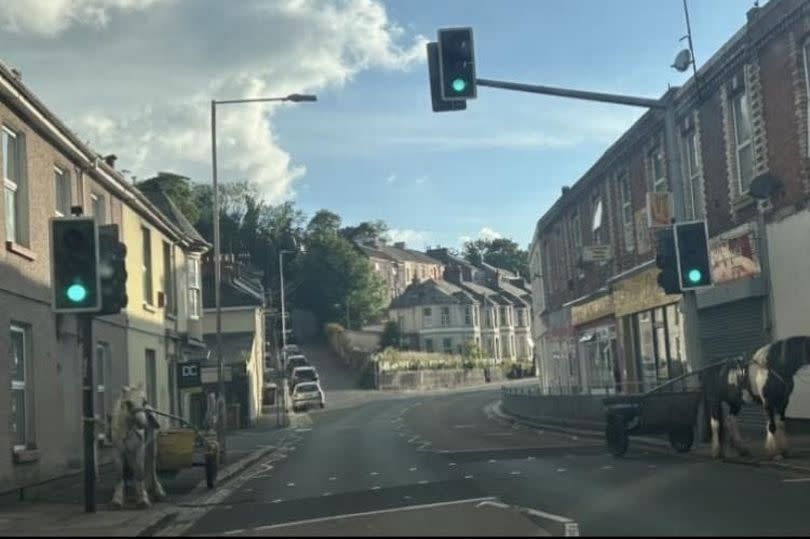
[
  {"x1": 582, "y1": 245, "x2": 613, "y2": 263},
  {"x1": 646, "y1": 192, "x2": 674, "y2": 228},
  {"x1": 709, "y1": 226, "x2": 761, "y2": 284},
  {"x1": 177, "y1": 360, "x2": 201, "y2": 389}
]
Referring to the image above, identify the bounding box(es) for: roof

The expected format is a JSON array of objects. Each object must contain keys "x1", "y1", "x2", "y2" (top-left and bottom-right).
[
  {"x1": 202, "y1": 332, "x2": 254, "y2": 365},
  {"x1": 389, "y1": 279, "x2": 476, "y2": 309},
  {"x1": 497, "y1": 281, "x2": 531, "y2": 306},
  {"x1": 356, "y1": 241, "x2": 442, "y2": 265},
  {"x1": 454, "y1": 280, "x2": 512, "y2": 306},
  {"x1": 203, "y1": 273, "x2": 264, "y2": 308},
  {"x1": 480, "y1": 261, "x2": 518, "y2": 280},
  {"x1": 137, "y1": 183, "x2": 209, "y2": 249}
]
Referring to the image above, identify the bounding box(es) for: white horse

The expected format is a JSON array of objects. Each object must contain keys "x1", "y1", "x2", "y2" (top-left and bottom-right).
[{"x1": 109, "y1": 384, "x2": 166, "y2": 509}]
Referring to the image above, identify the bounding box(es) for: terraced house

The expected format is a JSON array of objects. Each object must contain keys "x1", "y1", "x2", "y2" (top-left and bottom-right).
[
  {"x1": 529, "y1": 0, "x2": 810, "y2": 424},
  {"x1": 0, "y1": 60, "x2": 209, "y2": 492}
]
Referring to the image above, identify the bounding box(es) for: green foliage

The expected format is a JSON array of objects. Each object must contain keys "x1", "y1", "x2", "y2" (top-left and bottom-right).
[
  {"x1": 380, "y1": 321, "x2": 401, "y2": 349},
  {"x1": 462, "y1": 237, "x2": 530, "y2": 281},
  {"x1": 136, "y1": 173, "x2": 200, "y2": 224},
  {"x1": 340, "y1": 220, "x2": 389, "y2": 244},
  {"x1": 460, "y1": 339, "x2": 482, "y2": 360}
]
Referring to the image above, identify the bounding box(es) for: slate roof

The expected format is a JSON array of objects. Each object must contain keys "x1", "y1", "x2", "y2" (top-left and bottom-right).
[
  {"x1": 202, "y1": 273, "x2": 264, "y2": 309},
  {"x1": 137, "y1": 182, "x2": 209, "y2": 248},
  {"x1": 389, "y1": 279, "x2": 476, "y2": 309},
  {"x1": 356, "y1": 242, "x2": 442, "y2": 265},
  {"x1": 202, "y1": 332, "x2": 255, "y2": 365}
]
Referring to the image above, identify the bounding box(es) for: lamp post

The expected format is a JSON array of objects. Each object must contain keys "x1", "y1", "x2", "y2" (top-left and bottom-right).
[{"x1": 211, "y1": 92, "x2": 316, "y2": 456}]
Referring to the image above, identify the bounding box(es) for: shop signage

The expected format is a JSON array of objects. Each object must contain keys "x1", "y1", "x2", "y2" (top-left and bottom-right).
[
  {"x1": 709, "y1": 226, "x2": 760, "y2": 284},
  {"x1": 571, "y1": 294, "x2": 614, "y2": 326},
  {"x1": 201, "y1": 366, "x2": 232, "y2": 384},
  {"x1": 613, "y1": 267, "x2": 679, "y2": 317},
  {"x1": 646, "y1": 192, "x2": 674, "y2": 228},
  {"x1": 582, "y1": 245, "x2": 613, "y2": 262},
  {"x1": 177, "y1": 360, "x2": 201, "y2": 389}
]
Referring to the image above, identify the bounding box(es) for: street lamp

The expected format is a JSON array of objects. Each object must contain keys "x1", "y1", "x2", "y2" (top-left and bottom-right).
[
  {"x1": 210, "y1": 92, "x2": 317, "y2": 457},
  {"x1": 278, "y1": 244, "x2": 305, "y2": 352}
]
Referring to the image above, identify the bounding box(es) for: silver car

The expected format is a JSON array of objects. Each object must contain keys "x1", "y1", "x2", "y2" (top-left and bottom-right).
[{"x1": 291, "y1": 381, "x2": 325, "y2": 412}]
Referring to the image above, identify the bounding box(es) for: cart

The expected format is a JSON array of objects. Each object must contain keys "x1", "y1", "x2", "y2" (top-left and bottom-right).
[
  {"x1": 151, "y1": 410, "x2": 220, "y2": 489},
  {"x1": 603, "y1": 370, "x2": 704, "y2": 457}
]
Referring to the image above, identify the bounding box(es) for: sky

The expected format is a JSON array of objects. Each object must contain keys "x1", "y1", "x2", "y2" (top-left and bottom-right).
[{"x1": 0, "y1": 0, "x2": 764, "y2": 251}]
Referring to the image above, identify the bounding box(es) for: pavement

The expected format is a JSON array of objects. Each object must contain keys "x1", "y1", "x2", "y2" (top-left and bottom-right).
[{"x1": 174, "y1": 345, "x2": 810, "y2": 537}]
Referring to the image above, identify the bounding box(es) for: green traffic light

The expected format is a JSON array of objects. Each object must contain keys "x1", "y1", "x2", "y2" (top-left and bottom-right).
[
  {"x1": 452, "y1": 78, "x2": 467, "y2": 92},
  {"x1": 687, "y1": 269, "x2": 702, "y2": 284},
  {"x1": 67, "y1": 283, "x2": 88, "y2": 303}
]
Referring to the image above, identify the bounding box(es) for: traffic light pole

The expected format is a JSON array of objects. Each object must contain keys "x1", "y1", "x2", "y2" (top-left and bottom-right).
[
  {"x1": 80, "y1": 313, "x2": 96, "y2": 513},
  {"x1": 473, "y1": 77, "x2": 704, "y2": 382}
]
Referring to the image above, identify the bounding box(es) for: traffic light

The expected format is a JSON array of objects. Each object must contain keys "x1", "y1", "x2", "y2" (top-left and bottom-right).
[
  {"x1": 427, "y1": 42, "x2": 466, "y2": 112},
  {"x1": 438, "y1": 27, "x2": 477, "y2": 101},
  {"x1": 655, "y1": 228, "x2": 681, "y2": 295},
  {"x1": 51, "y1": 217, "x2": 101, "y2": 313},
  {"x1": 674, "y1": 220, "x2": 713, "y2": 290},
  {"x1": 97, "y1": 224, "x2": 128, "y2": 315}
]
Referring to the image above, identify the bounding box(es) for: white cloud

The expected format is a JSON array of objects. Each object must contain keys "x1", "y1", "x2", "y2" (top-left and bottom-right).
[
  {"x1": 385, "y1": 174, "x2": 396, "y2": 184},
  {"x1": 458, "y1": 235, "x2": 472, "y2": 245},
  {"x1": 386, "y1": 228, "x2": 432, "y2": 248},
  {"x1": 0, "y1": 0, "x2": 427, "y2": 203},
  {"x1": 414, "y1": 175, "x2": 428, "y2": 185},
  {"x1": 478, "y1": 227, "x2": 502, "y2": 241}
]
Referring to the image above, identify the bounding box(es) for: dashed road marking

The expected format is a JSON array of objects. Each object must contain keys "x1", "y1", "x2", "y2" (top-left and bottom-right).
[
  {"x1": 601, "y1": 465, "x2": 614, "y2": 470},
  {"x1": 224, "y1": 529, "x2": 244, "y2": 536},
  {"x1": 286, "y1": 482, "x2": 295, "y2": 487},
  {"x1": 371, "y1": 486, "x2": 381, "y2": 491},
  {"x1": 556, "y1": 468, "x2": 567, "y2": 473},
  {"x1": 783, "y1": 478, "x2": 810, "y2": 483},
  {"x1": 272, "y1": 499, "x2": 283, "y2": 503},
  {"x1": 488, "y1": 459, "x2": 497, "y2": 463},
  {"x1": 571, "y1": 436, "x2": 579, "y2": 441},
  {"x1": 527, "y1": 456, "x2": 536, "y2": 461},
  {"x1": 418, "y1": 480, "x2": 429, "y2": 485},
  {"x1": 322, "y1": 492, "x2": 332, "y2": 496},
  {"x1": 370, "y1": 471, "x2": 379, "y2": 476},
  {"x1": 409, "y1": 467, "x2": 418, "y2": 472},
  {"x1": 464, "y1": 474, "x2": 474, "y2": 479},
  {"x1": 329, "y1": 476, "x2": 337, "y2": 481},
  {"x1": 448, "y1": 462, "x2": 457, "y2": 467},
  {"x1": 510, "y1": 471, "x2": 521, "y2": 476}
]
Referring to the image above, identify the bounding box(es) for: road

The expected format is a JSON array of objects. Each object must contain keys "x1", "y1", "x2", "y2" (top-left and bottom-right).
[{"x1": 174, "y1": 345, "x2": 810, "y2": 537}]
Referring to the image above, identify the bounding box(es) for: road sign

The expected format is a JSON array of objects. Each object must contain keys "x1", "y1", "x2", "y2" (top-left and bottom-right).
[
  {"x1": 177, "y1": 360, "x2": 202, "y2": 389},
  {"x1": 646, "y1": 192, "x2": 674, "y2": 228},
  {"x1": 582, "y1": 244, "x2": 613, "y2": 262}
]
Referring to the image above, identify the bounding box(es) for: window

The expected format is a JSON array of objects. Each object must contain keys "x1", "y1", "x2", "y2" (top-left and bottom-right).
[
  {"x1": 3, "y1": 127, "x2": 25, "y2": 245},
  {"x1": 423, "y1": 307, "x2": 433, "y2": 328},
  {"x1": 591, "y1": 196, "x2": 604, "y2": 243},
  {"x1": 10, "y1": 324, "x2": 30, "y2": 449},
  {"x1": 518, "y1": 309, "x2": 526, "y2": 328},
  {"x1": 398, "y1": 315, "x2": 405, "y2": 330},
  {"x1": 188, "y1": 257, "x2": 201, "y2": 319},
  {"x1": 648, "y1": 148, "x2": 667, "y2": 192},
  {"x1": 618, "y1": 172, "x2": 635, "y2": 252},
  {"x1": 731, "y1": 88, "x2": 754, "y2": 193},
  {"x1": 570, "y1": 211, "x2": 582, "y2": 255},
  {"x1": 683, "y1": 129, "x2": 704, "y2": 220},
  {"x1": 499, "y1": 306, "x2": 508, "y2": 327},
  {"x1": 443, "y1": 338, "x2": 453, "y2": 354},
  {"x1": 440, "y1": 307, "x2": 450, "y2": 326},
  {"x1": 96, "y1": 342, "x2": 111, "y2": 440},
  {"x1": 54, "y1": 167, "x2": 71, "y2": 216},
  {"x1": 804, "y1": 39, "x2": 810, "y2": 156},
  {"x1": 473, "y1": 306, "x2": 479, "y2": 326},
  {"x1": 145, "y1": 349, "x2": 157, "y2": 407},
  {"x1": 142, "y1": 227, "x2": 153, "y2": 305},
  {"x1": 424, "y1": 338, "x2": 434, "y2": 353},
  {"x1": 163, "y1": 242, "x2": 176, "y2": 315},
  {"x1": 464, "y1": 306, "x2": 472, "y2": 325},
  {"x1": 510, "y1": 335, "x2": 516, "y2": 357},
  {"x1": 91, "y1": 192, "x2": 106, "y2": 224}
]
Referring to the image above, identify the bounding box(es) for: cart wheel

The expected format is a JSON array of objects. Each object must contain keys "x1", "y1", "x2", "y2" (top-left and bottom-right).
[
  {"x1": 669, "y1": 427, "x2": 694, "y2": 453},
  {"x1": 205, "y1": 453, "x2": 218, "y2": 489},
  {"x1": 606, "y1": 414, "x2": 629, "y2": 458}
]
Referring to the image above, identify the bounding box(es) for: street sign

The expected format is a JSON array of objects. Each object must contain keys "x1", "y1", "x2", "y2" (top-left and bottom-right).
[
  {"x1": 646, "y1": 192, "x2": 674, "y2": 228},
  {"x1": 582, "y1": 244, "x2": 613, "y2": 262},
  {"x1": 177, "y1": 360, "x2": 202, "y2": 389}
]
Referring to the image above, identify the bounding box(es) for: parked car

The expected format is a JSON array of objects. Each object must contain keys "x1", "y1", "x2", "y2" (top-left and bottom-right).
[
  {"x1": 285, "y1": 354, "x2": 308, "y2": 376},
  {"x1": 282, "y1": 344, "x2": 300, "y2": 360},
  {"x1": 290, "y1": 366, "x2": 319, "y2": 390},
  {"x1": 291, "y1": 381, "x2": 325, "y2": 412}
]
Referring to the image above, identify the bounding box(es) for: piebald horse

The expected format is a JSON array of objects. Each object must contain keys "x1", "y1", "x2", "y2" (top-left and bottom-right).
[
  {"x1": 109, "y1": 385, "x2": 166, "y2": 508},
  {"x1": 703, "y1": 336, "x2": 810, "y2": 460}
]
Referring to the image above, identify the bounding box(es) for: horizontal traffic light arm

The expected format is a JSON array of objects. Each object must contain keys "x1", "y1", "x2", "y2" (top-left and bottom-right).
[{"x1": 475, "y1": 78, "x2": 664, "y2": 109}]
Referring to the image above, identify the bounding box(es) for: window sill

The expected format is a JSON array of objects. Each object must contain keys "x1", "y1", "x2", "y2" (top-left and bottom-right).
[
  {"x1": 166, "y1": 313, "x2": 177, "y2": 321},
  {"x1": 5, "y1": 241, "x2": 36, "y2": 261},
  {"x1": 13, "y1": 448, "x2": 40, "y2": 465},
  {"x1": 732, "y1": 192, "x2": 756, "y2": 212},
  {"x1": 143, "y1": 302, "x2": 156, "y2": 313}
]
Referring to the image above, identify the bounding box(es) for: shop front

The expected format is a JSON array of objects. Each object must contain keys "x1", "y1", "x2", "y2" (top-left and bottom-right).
[
  {"x1": 539, "y1": 307, "x2": 576, "y2": 393},
  {"x1": 612, "y1": 265, "x2": 685, "y2": 393},
  {"x1": 570, "y1": 292, "x2": 617, "y2": 395}
]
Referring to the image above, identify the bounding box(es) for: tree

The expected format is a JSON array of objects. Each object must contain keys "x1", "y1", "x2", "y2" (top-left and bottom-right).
[
  {"x1": 307, "y1": 209, "x2": 342, "y2": 239},
  {"x1": 380, "y1": 320, "x2": 401, "y2": 349},
  {"x1": 136, "y1": 172, "x2": 201, "y2": 224},
  {"x1": 463, "y1": 237, "x2": 529, "y2": 281},
  {"x1": 460, "y1": 339, "x2": 482, "y2": 359},
  {"x1": 340, "y1": 220, "x2": 389, "y2": 244}
]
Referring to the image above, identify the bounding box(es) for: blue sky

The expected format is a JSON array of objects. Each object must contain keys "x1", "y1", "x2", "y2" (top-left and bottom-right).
[
  {"x1": 0, "y1": 0, "x2": 761, "y2": 251},
  {"x1": 275, "y1": 0, "x2": 760, "y2": 250}
]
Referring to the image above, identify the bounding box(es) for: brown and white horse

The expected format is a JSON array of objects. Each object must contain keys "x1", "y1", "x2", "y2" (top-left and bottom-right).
[{"x1": 703, "y1": 336, "x2": 810, "y2": 460}]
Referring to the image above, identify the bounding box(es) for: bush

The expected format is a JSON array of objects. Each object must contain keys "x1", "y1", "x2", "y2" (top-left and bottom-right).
[{"x1": 380, "y1": 321, "x2": 401, "y2": 350}]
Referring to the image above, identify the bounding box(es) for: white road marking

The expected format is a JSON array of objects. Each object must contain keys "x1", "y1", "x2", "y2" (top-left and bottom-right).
[
  {"x1": 224, "y1": 529, "x2": 244, "y2": 536},
  {"x1": 403, "y1": 495, "x2": 412, "y2": 500},
  {"x1": 537, "y1": 430, "x2": 545, "y2": 434},
  {"x1": 448, "y1": 462, "x2": 457, "y2": 467},
  {"x1": 252, "y1": 497, "x2": 497, "y2": 532},
  {"x1": 476, "y1": 500, "x2": 509, "y2": 509},
  {"x1": 418, "y1": 480, "x2": 429, "y2": 485},
  {"x1": 488, "y1": 459, "x2": 497, "y2": 463},
  {"x1": 453, "y1": 424, "x2": 476, "y2": 429},
  {"x1": 782, "y1": 478, "x2": 810, "y2": 483},
  {"x1": 464, "y1": 474, "x2": 474, "y2": 479},
  {"x1": 272, "y1": 499, "x2": 283, "y2": 504},
  {"x1": 521, "y1": 507, "x2": 576, "y2": 524},
  {"x1": 371, "y1": 486, "x2": 381, "y2": 491},
  {"x1": 510, "y1": 471, "x2": 521, "y2": 476},
  {"x1": 556, "y1": 468, "x2": 567, "y2": 473},
  {"x1": 527, "y1": 456, "x2": 536, "y2": 461},
  {"x1": 409, "y1": 467, "x2": 418, "y2": 472},
  {"x1": 329, "y1": 476, "x2": 337, "y2": 481},
  {"x1": 601, "y1": 465, "x2": 614, "y2": 470},
  {"x1": 370, "y1": 471, "x2": 379, "y2": 476},
  {"x1": 286, "y1": 482, "x2": 295, "y2": 487}
]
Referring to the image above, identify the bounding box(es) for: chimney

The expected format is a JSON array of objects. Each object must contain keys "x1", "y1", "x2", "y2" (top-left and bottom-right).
[
  {"x1": 104, "y1": 154, "x2": 117, "y2": 168},
  {"x1": 394, "y1": 242, "x2": 406, "y2": 249},
  {"x1": 10, "y1": 68, "x2": 21, "y2": 80},
  {"x1": 561, "y1": 186, "x2": 571, "y2": 196},
  {"x1": 746, "y1": 3, "x2": 761, "y2": 24},
  {"x1": 426, "y1": 248, "x2": 449, "y2": 263}
]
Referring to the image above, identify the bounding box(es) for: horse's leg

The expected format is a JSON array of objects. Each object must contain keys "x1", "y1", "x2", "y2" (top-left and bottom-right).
[
  {"x1": 726, "y1": 402, "x2": 750, "y2": 457},
  {"x1": 764, "y1": 403, "x2": 779, "y2": 460},
  {"x1": 133, "y1": 444, "x2": 151, "y2": 509},
  {"x1": 710, "y1": 400, "x2": 724, "y2": 460},
  {"x1": 776, "y1": 400, "x2": 790, "y2": 458},
  {"x1": 145, "y1": 428, "x2": 166, "y2": 501},
  {"x1": 110, "y1": 455, "x2": 125, "y2": 509}
]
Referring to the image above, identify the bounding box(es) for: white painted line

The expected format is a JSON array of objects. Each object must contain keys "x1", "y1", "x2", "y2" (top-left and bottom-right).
[
  {"x1": 418, "y1": 480, "x2": 429, "y2": 485},
  {"x1": 252, "y1": 497, "x2": 497, "y2": 532},
  {"x1": 556, "y1": 468, "x2": 567, "y2": 473},
  {"x1": 782, "y1": 478, "x2": 810, "y2": 483},
  {"x1": 286, "y1": 482, "x2": 295, "y2": 487},
  {"x1": 453, "y1": 424, "x2": 476, "y2": 429},
  {"x1": 527, "y1": 456, "x2": 536, "y2": 461},
  {"x1": 601, "y1": 465, "x2": 614, "y2": 470},
  {"x1": 476, "y1": 500, "x2": 509, "y2": 510},
  {"x1": 448, "y1": 462, "x2": 457, "y2": 467},
  {"x1": 370, "y1": 471, "x2": 379, "y2": 476},
  {"x1": 329, "y1": 476, "x2": 337, "y2": 481},
  {"x1": 409, "y1": 467, "x2": 418, "y2": 472},
  {"x1": 488, "y1": 459, "x2": 497, "y2": 463},
  {"x1": 272, "y1": 499, "x2": 283, "y2": 503},
  {"x1": 224, "y1": 529, "x2": 245, "y2": 536},
  {"x1": 322, "y1": 492, "x2": 332, "y2": 496},
  {"x1": 510, "y1": 471, "x2": 521, "y2": 476},
  {"x1": 522, "y1": 507, "x2": 575, "y2": 524},
  {"x1": 537, "y1": 430, "x2": 545, "y2": 434},
  {"x1": 464, "y1": 474, "x2": 474, "y2": 479}
]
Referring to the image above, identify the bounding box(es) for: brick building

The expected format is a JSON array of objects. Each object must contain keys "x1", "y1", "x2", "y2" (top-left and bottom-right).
[{"x1": 529, "y1": 0, "x2": 810, "y2": 421}]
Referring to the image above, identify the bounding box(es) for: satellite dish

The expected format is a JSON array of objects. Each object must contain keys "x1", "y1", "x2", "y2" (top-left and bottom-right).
[
  {"x1": 749, "y1": 172, "x2": 782, "y2": 200},
  {"x1": 672, "y1": 49, "x2": 692, "y2": 72}
]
